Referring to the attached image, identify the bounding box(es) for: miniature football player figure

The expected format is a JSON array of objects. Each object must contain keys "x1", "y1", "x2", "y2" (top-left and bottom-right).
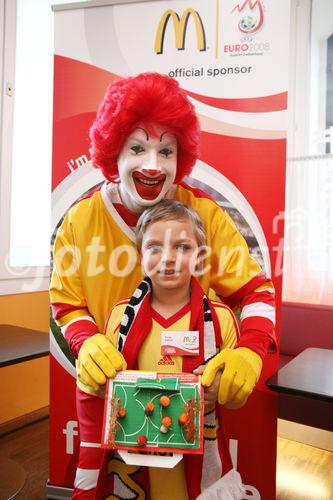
[
  {"x1": 159, "y1": 395, "x2": 170, "y2": 408},
  {"x1": 50, "y1": 73, "x2": 276, "y2": 498},
  {"x1": 145, "y1": 401, "x2": 155, "y2": 415},
  {"x1": 118, "y1": 407, "x2": 126, "y2": 418},
  {"x1": 160, "y1": 415, "x2": 172, "y2": 434}
]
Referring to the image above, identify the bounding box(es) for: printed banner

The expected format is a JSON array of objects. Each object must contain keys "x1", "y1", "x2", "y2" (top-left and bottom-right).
[{"x1": 51, "y1": 1, "x2": 290, "y2": 498}]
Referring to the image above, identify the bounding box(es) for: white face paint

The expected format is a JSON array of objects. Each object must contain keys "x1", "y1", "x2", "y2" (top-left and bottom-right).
[{"x1": 117, "y1": 127, "x2": 177, "y2": 213}]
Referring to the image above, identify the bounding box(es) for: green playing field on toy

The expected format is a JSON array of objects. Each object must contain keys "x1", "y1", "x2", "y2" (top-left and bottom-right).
[
  {"x1": 134, "y1": 377, "x2": 181, "y2": 392},
  {"x1": 109, "y1": 377, "x2": 201, "y2": 450}
]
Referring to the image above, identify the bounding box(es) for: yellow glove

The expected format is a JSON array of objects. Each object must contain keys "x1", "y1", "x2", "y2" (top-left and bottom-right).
[
  {"x1": 201, "y1": 347, "x2": 263, "y2": 405},
  {"x1": 77, "y1": 334, "x2": 127, "y2": 390}
]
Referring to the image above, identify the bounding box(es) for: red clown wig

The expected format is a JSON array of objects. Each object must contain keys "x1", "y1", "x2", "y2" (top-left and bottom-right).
[{"x1": 90, "y1": 73, "x2": 200, "y2": 183}]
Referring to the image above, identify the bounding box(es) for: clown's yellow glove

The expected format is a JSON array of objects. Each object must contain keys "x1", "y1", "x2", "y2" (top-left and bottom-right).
[
  {"x1": 201, "y1": 347, "x2": 263, "y2": 405},
  {"x1": 77, "y1": 334, "x2": 127, "y2": 390}
]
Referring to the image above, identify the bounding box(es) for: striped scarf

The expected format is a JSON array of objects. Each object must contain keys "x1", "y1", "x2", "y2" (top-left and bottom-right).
[
  {"x1": 113, "y1": 277, "x2": 237, "y2": 499},
  {"x1": 118, "y1": 276, "x2": 219, "y2": 372}
]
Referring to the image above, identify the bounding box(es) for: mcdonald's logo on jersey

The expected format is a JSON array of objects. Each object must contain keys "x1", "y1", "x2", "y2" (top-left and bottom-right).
[{"x1": 154, "y1": 8, "x2": 206, "y2": 55}]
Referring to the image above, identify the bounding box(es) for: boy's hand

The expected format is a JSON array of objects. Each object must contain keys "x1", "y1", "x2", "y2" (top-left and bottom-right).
[
  {"x1": 77, "y1": 333, "x2": 127, "y2": 390},
  {"x1": 200, "y1": 348, "x2": 263, "y2": 405}
]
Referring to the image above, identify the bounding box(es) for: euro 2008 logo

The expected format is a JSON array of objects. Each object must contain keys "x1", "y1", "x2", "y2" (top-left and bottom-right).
[{"x1": 232, "y1": 0, "x2": 264, "y2": 34}]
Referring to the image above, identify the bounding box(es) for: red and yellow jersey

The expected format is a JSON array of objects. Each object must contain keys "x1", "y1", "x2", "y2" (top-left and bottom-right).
[
  {"x1": 50, "y1": 181, "x2": 275, "y2": 359},
  {"x1": 102, "y1": 299, "x2": 239, "y2": 500},
  {"x1": 105, "y1": 300, "x2": 239, "y2": 371}
]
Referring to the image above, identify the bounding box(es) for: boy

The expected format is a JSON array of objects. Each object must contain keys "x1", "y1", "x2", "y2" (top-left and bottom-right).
[{"x1": 74, "y1": 200, "x2": 245, "y2": 499}]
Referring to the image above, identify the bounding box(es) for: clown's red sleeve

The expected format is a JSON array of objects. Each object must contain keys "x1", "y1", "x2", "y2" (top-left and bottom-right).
[
  {"x1": 226, "y1": 281, "x2": 276, "y2": 360},
  {"x1": 208, "y1": 210, "x2": 276, "y2": 360},
  {"x1": 49, "y1": 188, "x2": 143, "y2": 359},
  {"x1": 175, "y1": 183, "x2": 276, "y2": 359},
  {"x1": 50, "y1": 210, "x2": 99, "y2": 358}
]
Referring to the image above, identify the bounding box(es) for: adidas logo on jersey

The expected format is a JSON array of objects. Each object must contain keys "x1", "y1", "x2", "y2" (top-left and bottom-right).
[{"x1": 158, "y1": 355, "x2": 175, "y2": 365}]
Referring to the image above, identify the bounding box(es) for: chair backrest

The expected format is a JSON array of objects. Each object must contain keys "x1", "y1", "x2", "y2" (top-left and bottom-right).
[{"x1": 280, "y1": 302, "x2": 333, "y2": 356}]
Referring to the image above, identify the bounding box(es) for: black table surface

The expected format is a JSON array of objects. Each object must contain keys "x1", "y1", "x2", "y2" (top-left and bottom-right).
[
  {"x1": 266, "y1": 348, "x2": 333, "y2": 402},
  {"x1": 0, "y1": 324, "x2": 49, "y2": 367}
]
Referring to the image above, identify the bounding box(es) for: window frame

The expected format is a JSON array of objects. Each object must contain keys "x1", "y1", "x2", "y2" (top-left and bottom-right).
[
  {"x1": 287, "y1": 0, "x2": 312, "y2": 158},
  {"x1": 0, "y1": 0, "x2": 49, "y2": 295}
]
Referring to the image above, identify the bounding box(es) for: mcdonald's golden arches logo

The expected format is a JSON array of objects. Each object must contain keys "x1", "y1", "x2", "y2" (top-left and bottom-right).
[{"x1": 154, "y1": 8, "x2": 206, "y2": 54}]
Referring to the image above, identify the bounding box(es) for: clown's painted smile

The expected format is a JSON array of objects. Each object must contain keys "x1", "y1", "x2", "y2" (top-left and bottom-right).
[
  {"x1": 117, "y1": 128, "x2": 177, "y2": 213},
  {"x1": 132, "y1": 171, "x2": 166, "y2": 200}
]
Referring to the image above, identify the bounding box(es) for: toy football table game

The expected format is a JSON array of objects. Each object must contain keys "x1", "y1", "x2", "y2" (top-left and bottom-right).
[{"x1": 102, "y1": 371, "x2": 204, "y2": 466}]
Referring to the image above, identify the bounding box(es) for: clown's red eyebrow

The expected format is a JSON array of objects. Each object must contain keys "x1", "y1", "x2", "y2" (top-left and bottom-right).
[{"x1": 137, "y1": 127, "x2": 149, "y2": 141}]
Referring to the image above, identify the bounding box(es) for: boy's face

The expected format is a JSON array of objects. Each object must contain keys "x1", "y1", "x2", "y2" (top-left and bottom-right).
[
  {"x1": 141, "y1": 218, "x2": 200, "y2": 292},
  {"x1": 117, "y1": 127, "x2": 177, "y2": 213}
]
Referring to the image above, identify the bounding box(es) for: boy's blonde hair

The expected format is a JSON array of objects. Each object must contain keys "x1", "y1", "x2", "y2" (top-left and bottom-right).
[{"x1": 135, "y1": 199, "x2": 206, "y2": 250}]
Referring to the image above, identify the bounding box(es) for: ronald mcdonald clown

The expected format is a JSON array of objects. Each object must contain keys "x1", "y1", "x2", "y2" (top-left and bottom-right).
[{"x1": 50, "y1": 73, "x2": 276, "y2": 498}]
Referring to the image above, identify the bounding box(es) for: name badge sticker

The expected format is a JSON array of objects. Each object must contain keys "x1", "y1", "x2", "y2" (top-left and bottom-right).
[{"x1": 161, "y1": 331, "x2": 199, "y2": 356}]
